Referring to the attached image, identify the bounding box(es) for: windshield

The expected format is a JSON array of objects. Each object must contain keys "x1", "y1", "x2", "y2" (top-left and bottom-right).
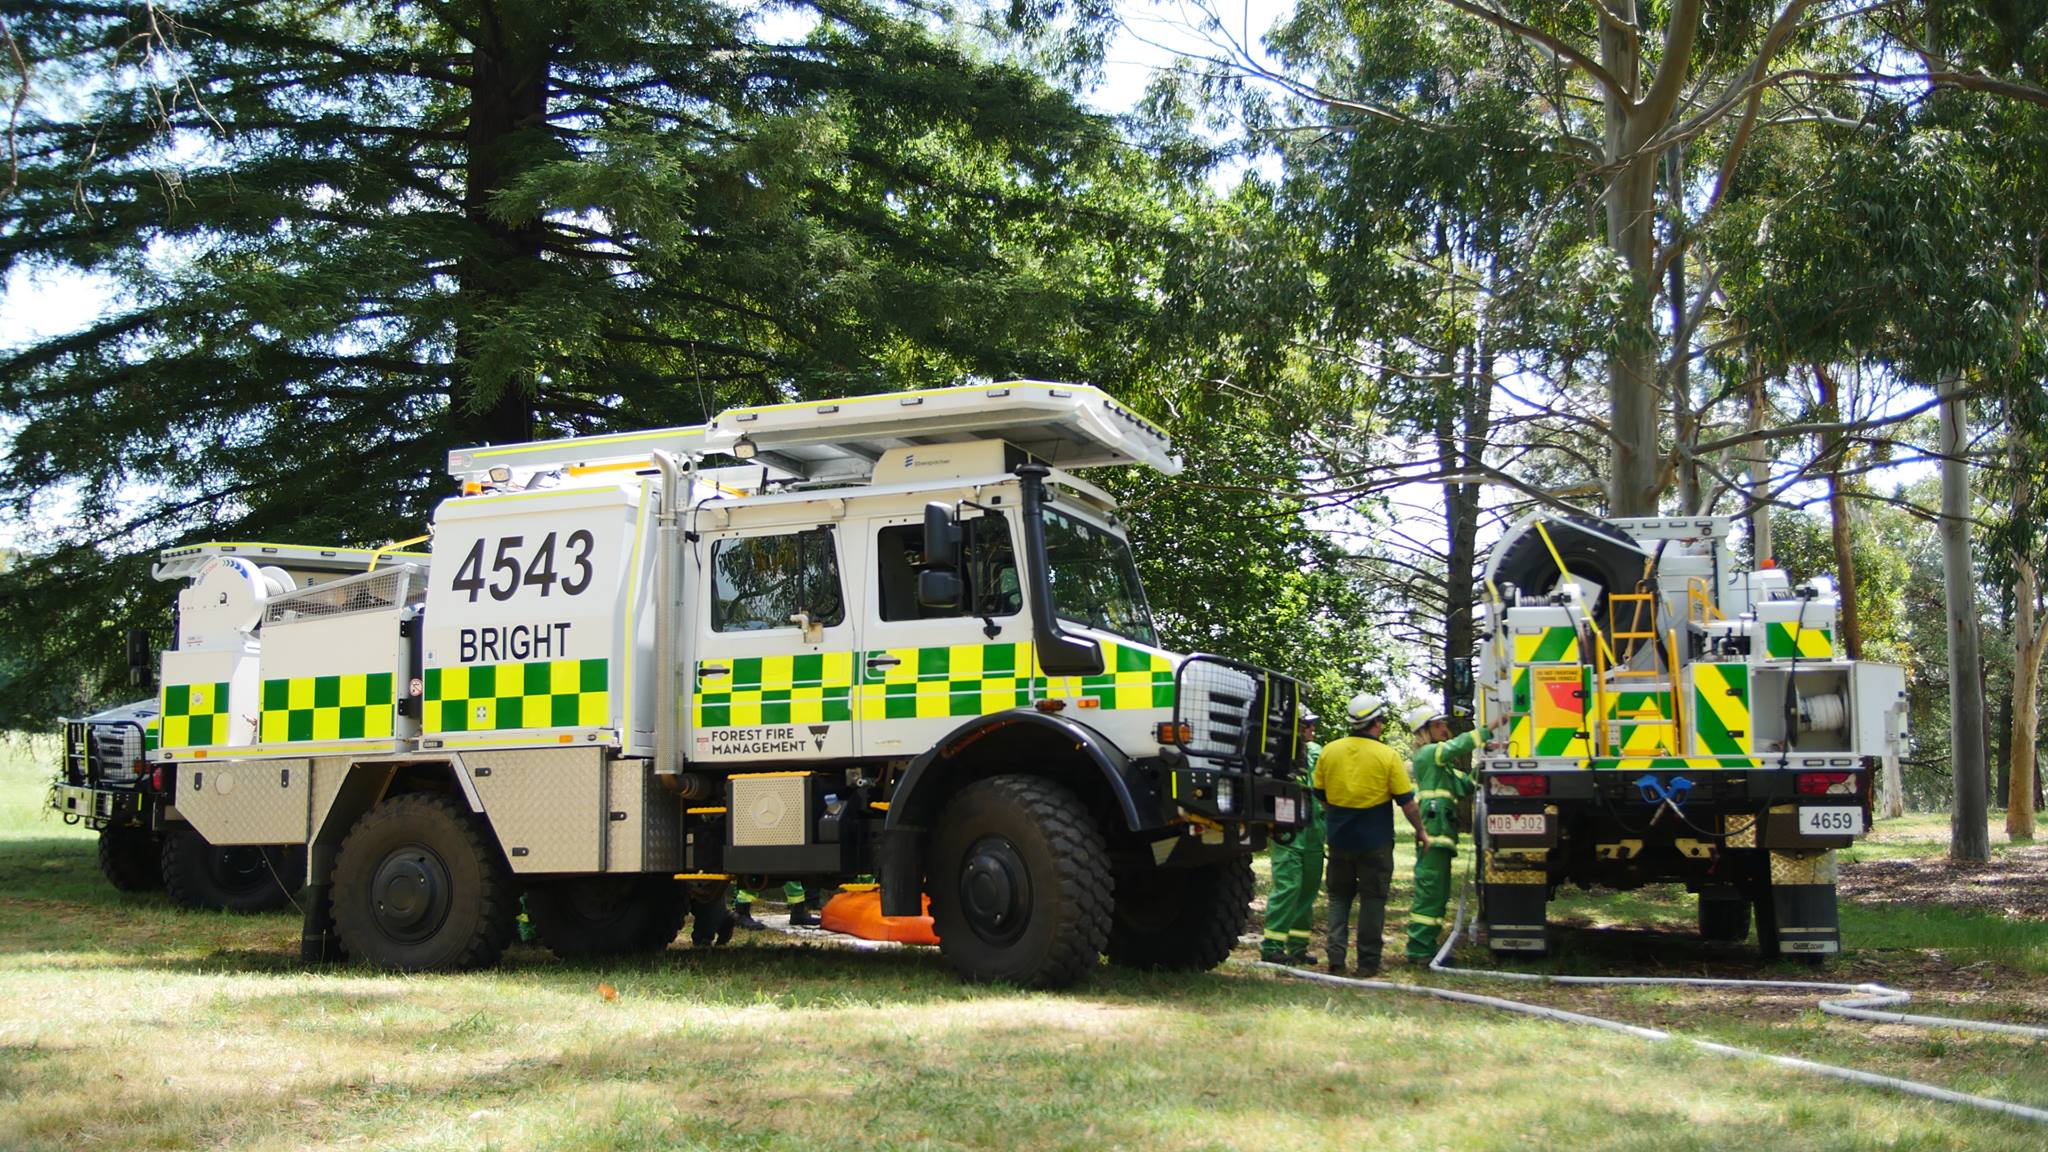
[{"x1": 1040, "y1": 505, "x2": 1158, "y2": 648}]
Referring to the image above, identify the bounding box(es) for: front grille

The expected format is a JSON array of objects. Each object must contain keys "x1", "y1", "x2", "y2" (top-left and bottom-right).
[
  {"x1": 65, "y1": 720, "x2": 147, "y2": 785},
  {"x1": 1174, "y1": 654, "x2": 1302, "y2": 774}
]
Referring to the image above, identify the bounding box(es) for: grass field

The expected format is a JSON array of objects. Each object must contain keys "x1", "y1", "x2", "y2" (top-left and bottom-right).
[{"x1": 2, "y1": 733, "x2": 2043, "y2": 1150}]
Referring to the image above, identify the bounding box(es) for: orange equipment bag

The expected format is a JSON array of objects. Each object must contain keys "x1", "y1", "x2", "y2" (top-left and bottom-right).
[{"x1": 820, "y1": 887, "x2": 941, "y2": 946}]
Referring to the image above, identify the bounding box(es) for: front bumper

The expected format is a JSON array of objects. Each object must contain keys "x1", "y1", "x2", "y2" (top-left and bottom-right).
[
  {"x1": 48, "y1": 781, "x2": 150, "y2": 829},
  {"x1": 1479, "y1": 765, "x2": 1871, "y2": 853}
]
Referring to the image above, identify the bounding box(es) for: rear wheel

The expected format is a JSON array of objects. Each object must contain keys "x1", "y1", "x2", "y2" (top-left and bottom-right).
[
  {"x1": 1105, "y1": 857, "x2": 1253, "y2": 972},
  {"x1": 161, "y1": 825, "x2": 304, "y2": 912},
  {"x1": 97, "y1": 825, "x2": 162, "y2": 892},
  {"x1": 1698, "y1": 893, "x2": 1751, "y2": 943},
  {"x1": 331, "y1": 793, "x2": 516, "y2": 971},
  {"x1": 928, "y1": 775, "x2": 1111, "y2": 988},
  {"x1": 524, "y1": 875, "x2": 687, "y2": 959}
]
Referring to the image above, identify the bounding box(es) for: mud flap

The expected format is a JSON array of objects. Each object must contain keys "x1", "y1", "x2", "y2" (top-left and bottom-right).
[
  {"x1": 1757, "y1": 850, "x2": 1840, "y2": 958},
  {"x1": 1482, "y1": 881, "x2": 1550, "y2": 954}
]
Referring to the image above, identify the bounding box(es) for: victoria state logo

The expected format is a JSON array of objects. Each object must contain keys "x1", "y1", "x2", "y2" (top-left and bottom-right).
[{"x1": 808, "y1": 725, "x2": 830, "y2": 751}]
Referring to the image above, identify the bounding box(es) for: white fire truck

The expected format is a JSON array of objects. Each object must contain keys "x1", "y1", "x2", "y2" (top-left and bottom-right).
[
  {"x1": 1471, "y1": 515, "x2": 1909, "y2": 960},
  {"x1": 141, "y1": 383, "x2": 1308, "y2": 986}
]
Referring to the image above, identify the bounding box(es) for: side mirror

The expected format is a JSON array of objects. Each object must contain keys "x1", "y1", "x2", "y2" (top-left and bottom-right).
[
  {"x1": 922, "y1": 502, "x2": 960, "y2": 568},
  {"x1": 127, "y1": 627, "x2": 154, "y2": 689},
  {"x1": 918, "y1": 569, "x2": 963, "y2": 610}
]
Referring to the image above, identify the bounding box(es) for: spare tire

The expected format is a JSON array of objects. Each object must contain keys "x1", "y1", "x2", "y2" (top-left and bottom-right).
[{"x1": 1490, "y1": 517, "x2": 1649, "y2": 622}]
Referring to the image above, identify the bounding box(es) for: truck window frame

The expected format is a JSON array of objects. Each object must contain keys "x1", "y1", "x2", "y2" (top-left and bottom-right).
[{"x1": 708, "y1": 527, "x2": 846, "y2": 633}]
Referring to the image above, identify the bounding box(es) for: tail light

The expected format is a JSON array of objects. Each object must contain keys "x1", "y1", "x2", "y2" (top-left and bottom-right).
[
  {"x1": 1489, "y1": 773, "x2": 1549, "y2": 797},
  {"x1": 1796, "y1": 771, "x2": 1855, "y2": 795}
]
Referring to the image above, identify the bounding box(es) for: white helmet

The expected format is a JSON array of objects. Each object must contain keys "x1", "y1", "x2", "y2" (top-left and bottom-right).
[
  {"x1": 1347, "y1": 693, "x2": 1389, "y2": 728},
  {"x1": 1403, "y1": 703, "x2": 1445, "y2": 731}
]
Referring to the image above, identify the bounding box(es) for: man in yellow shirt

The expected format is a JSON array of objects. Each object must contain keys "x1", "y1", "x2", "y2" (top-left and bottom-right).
[{"x1": 1312, "y1": 693, "x2": 1430, "y2": 976}]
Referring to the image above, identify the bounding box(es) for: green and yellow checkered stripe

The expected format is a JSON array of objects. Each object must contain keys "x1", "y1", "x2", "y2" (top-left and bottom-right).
[
  {"x1": 423, "y1": 659, "x2": 609, "y2": 734},
  {"x1": 160, "y1": 682, "x2": 229, "y2": 748},
  {"x1": 1512, "y1": 626, "x2": 1580, "y2": 664},
  {"x1": 260, "y1": 672, "x2": 395, "y2": 742},
  {"x1": 690, "y1": 641, "x2": 1176, "y2": 728},
  {"x1": 694, "y1": 652, "x2": 855, "y2": 728},
  {"x1": 1041, "y1": 641, "x2": 1176, "y2": 711},
  {"x1": 1765, "y1": 622, "x2": 1833, "y2": 659},
  {"x1": 857, "y1": 642, "x2": 1037, "y2": 721},
  {"x1": 1691, "y1": 662, "x2": 1752, "y2": 755}
]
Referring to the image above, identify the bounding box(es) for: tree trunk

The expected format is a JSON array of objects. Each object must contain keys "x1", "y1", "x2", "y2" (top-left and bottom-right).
[
  {"x1": 1813, "y1": 365, "x2": 1862, "y2": 659},
  {"x1": 1941, "y1": 377, "x2": 1991, "y2": 861},
  {"x1": 2010, "y1": 557, "x2": 2042, "y2": 840},
  {"x1": 1668, "y1": 143, "x2": 1698, "y2": 514},
  {"x1": 1747, "y1": 370, "x2": 1772, "y2": 562},
  {"x1": 452, "y1": 22, "x2": 550, "y2": 445},
  {"x1": 1600, "y1": 3, "x2": 1656, "y2": 516},
  {"x1": 1441, "y1": 324, "x2": 1493, "y2": 720}
]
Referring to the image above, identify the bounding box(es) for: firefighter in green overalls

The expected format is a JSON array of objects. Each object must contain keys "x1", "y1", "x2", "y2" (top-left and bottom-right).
[
  {"x1": 1260, "y1": 709, "x2": 1323, "y2": 966},
  {"x1": 1402, "y1": 705, "x2": 1496, "y2": 962},
  {"x1": 732, "y1": 882, "x2": 818, "y2": 929}
]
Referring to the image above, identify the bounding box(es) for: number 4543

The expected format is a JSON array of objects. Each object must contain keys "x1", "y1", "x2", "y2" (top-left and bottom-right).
[{"x1": 451, "y1": 531, "x2": 595, "y2": 603}]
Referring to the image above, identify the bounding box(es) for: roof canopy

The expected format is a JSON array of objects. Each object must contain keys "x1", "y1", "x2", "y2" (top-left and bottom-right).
[{"x1": 445, "y1": 381, "x2": 1178, "y2": 485}]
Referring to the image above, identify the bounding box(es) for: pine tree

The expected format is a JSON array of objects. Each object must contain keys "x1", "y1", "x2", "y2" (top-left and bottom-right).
[{"x1": 0, "y1": 0, "x2": 1147, "y2": 718}]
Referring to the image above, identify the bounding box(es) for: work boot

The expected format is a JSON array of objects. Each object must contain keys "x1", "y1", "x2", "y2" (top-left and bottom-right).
[
  {"x1": 1326, "y1": 952, "x2": 1346, "y2": 976},
  {"x1": 732, "y1": 903, "x2": 765, "y2": 931},
  {"x1": 788, "y1": 899, "x2": 819, "y2": 927},
  {"x1": 1284, "y1": 951, "x2": 1317, "y2": 968},
  {"x1": 715, "y1": 908, "x2": 736, "y2": 945}
]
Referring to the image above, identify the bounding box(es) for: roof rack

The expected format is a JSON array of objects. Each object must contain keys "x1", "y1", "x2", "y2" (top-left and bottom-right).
[
  {"x1": 152, "y1": 541, "x2": 432, "y2": 583},
  {"x1": 445, "y1": 381, "x2": 1179, "y2": 487}
]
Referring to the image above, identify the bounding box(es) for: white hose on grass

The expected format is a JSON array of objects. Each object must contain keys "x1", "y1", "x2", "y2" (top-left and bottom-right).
[{"x1": 1255, "y1": 864, "x2": 2048, "y2": 1126}]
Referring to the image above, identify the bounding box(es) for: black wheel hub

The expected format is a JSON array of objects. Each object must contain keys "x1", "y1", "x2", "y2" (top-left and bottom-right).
[
  {"x1": 369, "y1": 846, "x2": 452, "y2": 943},
  {"x1": 209, "y1": 845, "x2": 272, "y2": 896},
  {"x1": 959, "y1": 835, "x2": 1032, "y2": 945}
]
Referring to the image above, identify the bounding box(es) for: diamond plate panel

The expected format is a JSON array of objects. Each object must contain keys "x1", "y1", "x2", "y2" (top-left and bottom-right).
[
  {"x1": 605, "y1": 759, "x2": 679, "y2": 873},
  {"x1": 469, "y1": 747, "x2": 606, "y2": 873},
  {"x1": 1769, "y1": 848, "x2": 1838, "y2": 885},
  {"x1": 178, "y1": 759, "x2": 310, "y2": 845},
  {"x1": 732, "y1": 776, "x2": 807, "y2": 846}
]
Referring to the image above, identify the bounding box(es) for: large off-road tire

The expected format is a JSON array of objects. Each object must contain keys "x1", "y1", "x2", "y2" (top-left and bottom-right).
[
  {"x1": 1104, "y1": 857, "x2": 1253, "y2": 972},
  {"x1": 1699, "y1": 893, "x2": 1751, "y2": 943},
  {"x1": 524, "y1": 875, "x2": 687, "y2": 959},
  {"x1": 331, "y1": 793, "x2": 516, "y2": 971},
  {"x1": 97, "y1": 825, "x2": 162, "y2": 892},
  {"x1": 927, "y1": 775, "x2": 1112, "y2": 988},
  {"x1": 161, "y1": 825, "x2": 304, "y2": 912}
]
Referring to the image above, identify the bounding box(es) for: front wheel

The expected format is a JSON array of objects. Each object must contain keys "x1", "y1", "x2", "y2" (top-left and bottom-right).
[
  {"x1": 927, "y1": 775, "x2": 1112, "y2": 988},
  {"x1": 523, "y1": 875, "x2": 687, "y2": 959},
  {"x1": 1105, "y1": 857, "x2": 1253, "y2": 972},
  {"x1": 97, "y1": 825, "x2": 162, "y2": 892},
  {"x1": 331, "y1": 793, "x2": 516, "y2": 971},
  {"x1": 161, "y1": 825, "x2": 304, "y2": 912}
]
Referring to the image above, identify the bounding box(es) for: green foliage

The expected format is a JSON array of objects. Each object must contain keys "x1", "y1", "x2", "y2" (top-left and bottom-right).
[{"x1": 0, "y1": 1, "x2": 1152, "y2": 720}]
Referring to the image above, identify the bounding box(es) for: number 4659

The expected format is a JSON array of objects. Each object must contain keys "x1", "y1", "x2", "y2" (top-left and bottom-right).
[{"x1": 451, "y1": 531, "x2": 595, "y2": 602}]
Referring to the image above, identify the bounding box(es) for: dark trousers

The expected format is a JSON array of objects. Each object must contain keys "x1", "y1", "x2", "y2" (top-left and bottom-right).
[{"x1": 1325, "y1": 844, "x2": 1396, "y2": 970}]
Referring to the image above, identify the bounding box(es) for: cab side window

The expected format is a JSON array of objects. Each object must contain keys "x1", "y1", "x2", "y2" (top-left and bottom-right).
[
  {"x1": 711, "y1": 529, "x2": 844, "y2": 632},
  {"x1": 876, "y1": 513, "x2": 1022, "y2": 622}
]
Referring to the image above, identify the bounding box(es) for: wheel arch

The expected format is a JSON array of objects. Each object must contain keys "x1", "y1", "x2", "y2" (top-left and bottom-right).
[{"x1": 877, "y1": 711, "x2": 1157, "y2": 916}]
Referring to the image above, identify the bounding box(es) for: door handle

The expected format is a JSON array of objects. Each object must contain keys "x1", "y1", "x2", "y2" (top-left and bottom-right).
[
  {"x1": 865, "y1": 655, "x2": 902, "y2": 670},
  {"x1": 698, "y1": 666, "x2": 731, "y2": 680}
]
